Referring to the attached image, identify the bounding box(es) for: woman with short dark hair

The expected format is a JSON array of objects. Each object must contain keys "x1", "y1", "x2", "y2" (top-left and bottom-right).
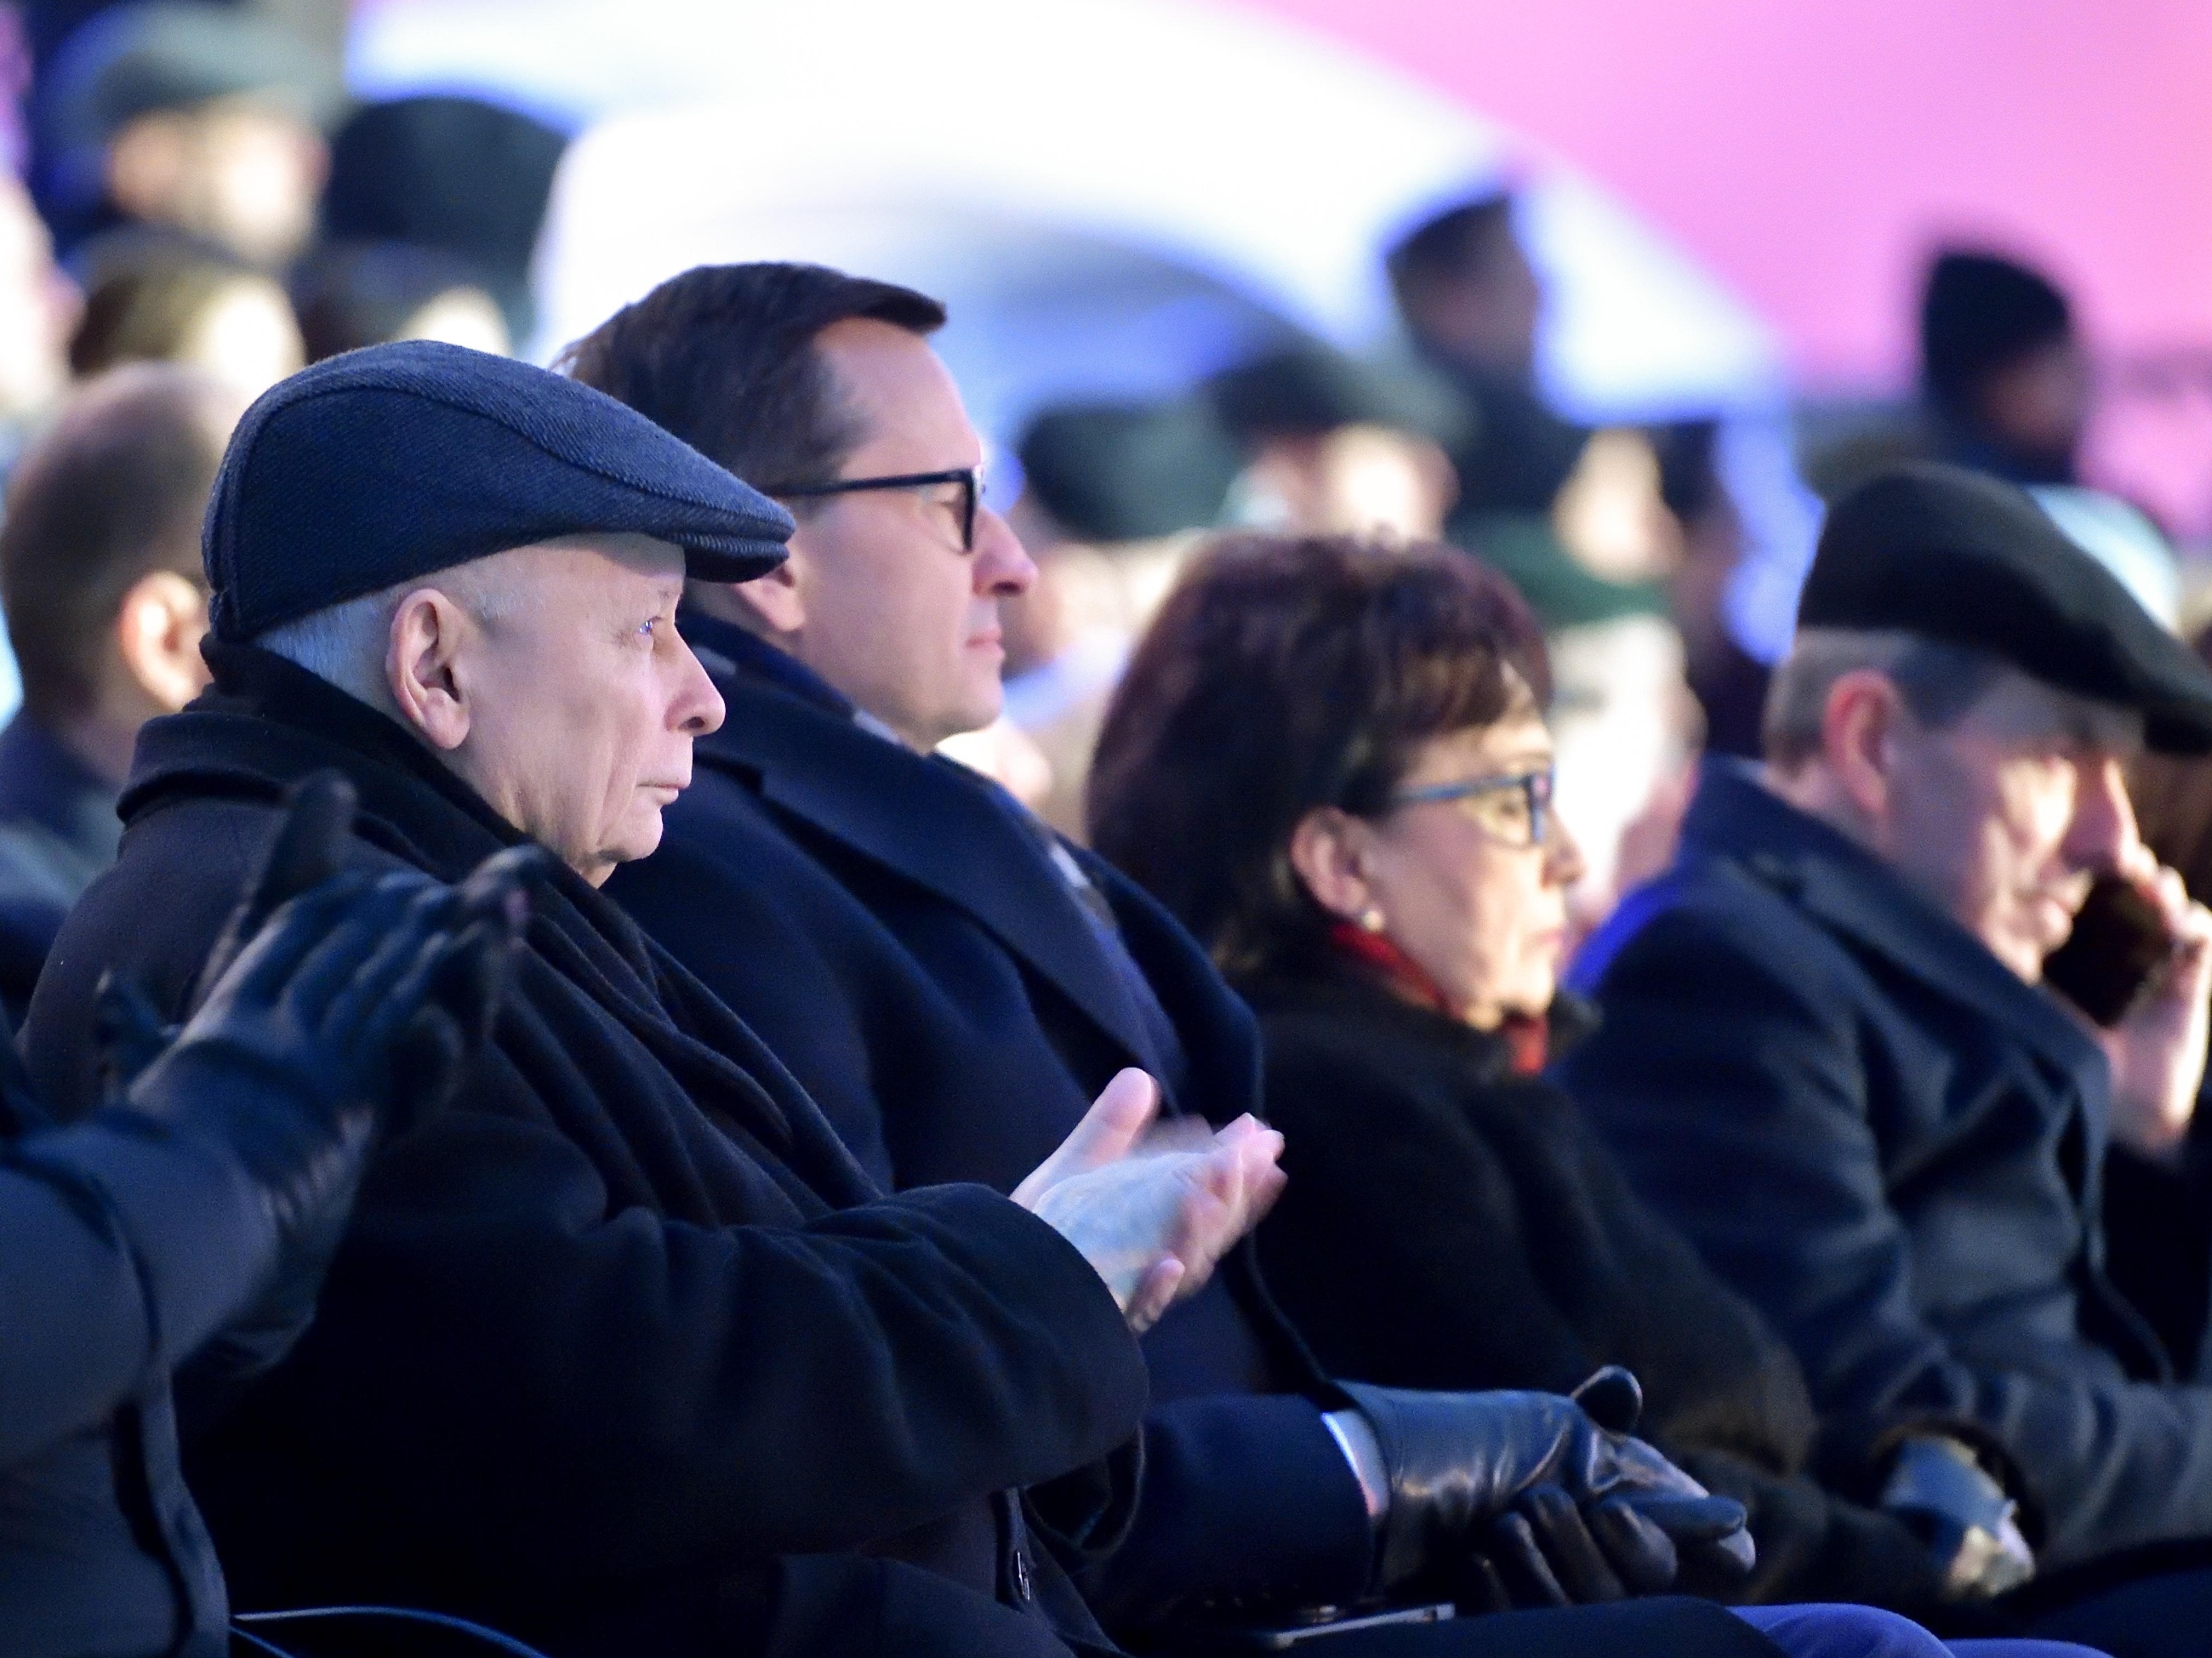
[{"x1": 1088, "y1": 533, "x2": 2008, "y2": 1623}]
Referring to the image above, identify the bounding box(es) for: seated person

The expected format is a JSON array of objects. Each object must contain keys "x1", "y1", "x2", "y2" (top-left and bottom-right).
[
  {"x1": 1918, "y1": 253, "x2": 2085, "y2": 490},
  {"x1": 1087, "y1": 529, "x2": 2183, "y2": 1650},
  {"x1": 290, "y1": 239, "x2": 512, "y2": 363},
  {"x1": 18, "y1": 339, "x2": 1345, "y2": 1658},
  {"x1": 1557, "y1": 463, "x2": 2212, "y2": 1646},
  {"x1": 0, "y1": 362, "x2": 244, "y2": 1021},
  {"x1": 3, "y1": 776, "x2": 532, "y2": 1658},
  {"x1": 579, "y1": 261, "x2": 2077, "y2": 1658},
  {"x1": 69, "y1": 231, "x2": 306, "y2": 400},
  {"x1": 38, "y1": 0, "x2": 337, "y2": 267}
]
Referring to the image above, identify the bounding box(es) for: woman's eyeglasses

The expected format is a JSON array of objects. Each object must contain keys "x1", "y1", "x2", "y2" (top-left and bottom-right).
[
  {"x1": 1388, "y1": 768, "x2": 1555, "y2": 849},
  {"x1": 772, "y1": 467, "x2": 982, "y2": 551}
]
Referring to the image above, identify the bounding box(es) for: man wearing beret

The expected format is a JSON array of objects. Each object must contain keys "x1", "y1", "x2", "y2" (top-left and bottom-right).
[
  {"x1": 1560, "y1": 462, "x2": 2212, "y2": 1646},
  {"x1": 16, "y1": 339, "x2": 1304, "y2": 1658},
  {"x1": 564, "y1": 264, "x2": 2123, "y2": 1658}
]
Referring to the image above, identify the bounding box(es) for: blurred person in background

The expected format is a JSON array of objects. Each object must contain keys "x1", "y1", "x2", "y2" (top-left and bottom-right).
[
  {"x1": 997, "y1": 396, "x2": 1240, "y2": 835},
  {"x1": 291, "y1": 239, "x2": 511, "y2": 362},
  {"x1": 1387, "y1": 193, "x2": 1579, "y2": 530},
  {"x1": 1920, "y1": 253, "x2": 2086, "y2": 490},
  {"x1": 320, "y1": 94, "x2": 569, "y2": 350},
  {"x1": 69, "y1": 229, "x2": 303, "y2": 396},
  {"x1": 1561, "y1": 464, "x2": 2212, "y2": 1657},
  {"x1": 1656, "y1": 419, "x2": 1768, "y2": 760},
  {"x1": 1086, "y1": 530, "x2": 2142, "y2": 1644},
  {"x1": 35, "y1": 0, "x2": 339, "y2": 266},
  {"x1": 1810, "y1": 249, "x2": 2177, "y2": 635},
  {"x1": 1917, "y1": 253, "x2": 2180, "y2": 647},
  {"x1": 1207, "y1": 343, "x2": 1462, "y2": 542},
  {"x1": 0, "y1": 173, "x2": 80, "y2": 473},
  {"x1": 995, "y1": 345, "x2": 1463, "y2": 839},
  {"x1": 0, "y1": 361, "x2": 239, "y2": 1019},
  {"x1": 1387, "y1": 193, "x2": 1701, "y2": 944}
]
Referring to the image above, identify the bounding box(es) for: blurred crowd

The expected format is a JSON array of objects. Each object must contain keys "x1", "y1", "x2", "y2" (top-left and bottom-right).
[{"x1": 4, "y1": 6, "x2": 2212, "y2": 1658}]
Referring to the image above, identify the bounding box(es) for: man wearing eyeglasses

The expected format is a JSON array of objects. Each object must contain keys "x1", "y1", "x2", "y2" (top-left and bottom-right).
[{"x1": 561, "y1": 264, "x2": 2087, "y2": 1658}]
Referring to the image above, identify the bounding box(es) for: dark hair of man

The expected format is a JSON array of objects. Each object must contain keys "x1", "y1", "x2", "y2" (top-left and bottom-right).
[
  {"x1": 556, "y1": 262, "x2": 947, "y2": 494},
  {"x1": 1385, "y1": 192, "x2": 1515, "y2": 311},
  {"x1": 0, "y1": 365, "x2": 224, "y2": 721},
  {"x1": 1089, "y1": 533, "x2": 1546, "y2": 978}
]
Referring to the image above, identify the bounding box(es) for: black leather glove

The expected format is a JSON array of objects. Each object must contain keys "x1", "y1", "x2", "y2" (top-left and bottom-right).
[
  {"x1": 1340, "y1": 1369, "x2": 1755, "y2": 1609},
  {"x1": 113, "y1": 775, "x2": 543, "y2": 1403},
  {"x1": 101, "y1": 773, "x2": 544, "y2": 1135}
]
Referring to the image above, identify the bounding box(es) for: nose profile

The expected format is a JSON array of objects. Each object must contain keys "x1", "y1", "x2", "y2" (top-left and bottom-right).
[
  {"x1": 672, "y1": 640, "x2": 727, "y2": 737},
  {"x1": 2064, "y1": 753, "x2": 2139, "y2": 874},
  {"x1": 972, "y1": 507, "x2": 1037, "y2": 599},
  {"x1": 1544, "y1": 813, "x2": 1588, "y2": 890}
]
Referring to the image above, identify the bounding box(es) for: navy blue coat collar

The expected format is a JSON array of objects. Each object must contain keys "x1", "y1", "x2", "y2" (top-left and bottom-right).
[
  {"x1": 1678, "y1": 759, "x2": 2106, "y2": 1084},
  {"x1": 682, "y1": 612, "x2": 1169, "y2": 1079},
  {"x1": 0, "y1": 711, "x2": 121, "y2": 859}
]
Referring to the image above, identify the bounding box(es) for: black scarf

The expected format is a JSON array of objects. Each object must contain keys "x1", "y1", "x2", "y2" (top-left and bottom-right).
[{"x1": 126, "y1": 637, "x2": 879, "y2": 1228}]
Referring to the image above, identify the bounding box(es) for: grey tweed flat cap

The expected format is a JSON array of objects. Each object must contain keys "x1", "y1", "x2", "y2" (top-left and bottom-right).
[{"x1": 204, "y1": 339, "x2": 794, "y2": 641}]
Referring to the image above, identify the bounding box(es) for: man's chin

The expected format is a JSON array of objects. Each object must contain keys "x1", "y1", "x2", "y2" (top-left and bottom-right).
[
  {"x1": 959, "y1": 683, "x2": 1005, "y2": 735},
  {"x1": 608, "y1": 816, "x2": 666, "y2": 871}
]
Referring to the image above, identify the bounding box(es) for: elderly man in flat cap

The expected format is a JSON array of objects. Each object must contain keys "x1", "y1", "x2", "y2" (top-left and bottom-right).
[
  {"x1": 1562, "y1": 462, "x2": 2212, "y2": 1649},
  {"x1": 16, "y1": 340, "x2": 1303, "y2": 1658}
]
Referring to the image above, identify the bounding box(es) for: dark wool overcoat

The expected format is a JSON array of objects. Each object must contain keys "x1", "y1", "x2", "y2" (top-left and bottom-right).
[
  {"x1": 1559, "y1": 760, "x2": 2212, "y2": 1570},
  {"x1": 1241, "y1": 962, "x2": 1950, "y2": 1615},
  {"x1": 606, "y1": 618, "x2": 1375, "y2": 1631},
  {"x1": 0, "y1": 1049, "x2": 285, "y2": 1658},
  {"x1": 19, "y1": 641, "x2": 1150, "y2": 1658}
]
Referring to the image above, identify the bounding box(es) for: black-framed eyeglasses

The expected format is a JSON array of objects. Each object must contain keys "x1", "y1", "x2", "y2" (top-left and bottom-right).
[
  {"x1": 1388, "y1": 768, "x2": 1555, "y2": 849},
  {"x1": 771, "y1": 467, "x2": 982, "y2": 551}
]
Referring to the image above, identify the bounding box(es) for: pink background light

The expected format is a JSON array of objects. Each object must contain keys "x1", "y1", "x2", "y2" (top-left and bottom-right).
[{"x1": 1231, "y1": 0, "x2": 2212, "y2": 392}]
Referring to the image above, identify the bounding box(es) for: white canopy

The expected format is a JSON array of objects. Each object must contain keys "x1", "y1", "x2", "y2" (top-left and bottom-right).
[{"x1": 352, "y1": 0, "x2": 1819, "y2": 654}]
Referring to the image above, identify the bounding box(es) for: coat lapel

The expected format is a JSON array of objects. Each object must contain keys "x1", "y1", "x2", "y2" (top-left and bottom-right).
[{"x1": 697, "y1": 661, "x2": 1163, "y2": 1072}]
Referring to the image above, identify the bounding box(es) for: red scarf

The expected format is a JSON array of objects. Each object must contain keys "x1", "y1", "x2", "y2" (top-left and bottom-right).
[{"x1": 1326, "y1": 922, "x2": 1550, "y2": 1075}]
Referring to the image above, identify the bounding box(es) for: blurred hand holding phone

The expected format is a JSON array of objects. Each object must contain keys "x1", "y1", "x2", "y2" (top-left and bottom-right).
[{"x1": 2046, "y1": 867, "x2": 2212, "y2": 1162}]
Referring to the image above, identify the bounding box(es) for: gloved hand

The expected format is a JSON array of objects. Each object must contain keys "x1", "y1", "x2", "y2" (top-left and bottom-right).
[
  {"x1": 1340, "y1": 1368, "x2": 1755, "y2": 1610},
  {"x1": 108, "y1": 773, "x2": 543, "y2": 1398},
  {"x1": 1879, "y1": 1435, "x2": 2035, "y2": 1599},
  {"x1": 100, "y1": 772, "x2": 544, "y2": 1137},
  {"x1": 96, "y1": 770, "x2": 366, "y2": 1108}
]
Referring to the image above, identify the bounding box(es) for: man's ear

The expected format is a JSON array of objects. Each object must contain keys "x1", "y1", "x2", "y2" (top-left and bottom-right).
[
  {"x1": 1287, "y1": 806, "x2": 1375, "y2": 924},
  {"x1": 733, "y1": 540, "x2": 807, "y2": 636},
  {"x1": 114, "y1": 569, "x2": 210, "y2": 713},
  {"x1": 385, "y1": 589, "x2": 476, "y2": 751},
  {"x1": 1821, "y1": 669, "x2": 1905, "y2": 828}
]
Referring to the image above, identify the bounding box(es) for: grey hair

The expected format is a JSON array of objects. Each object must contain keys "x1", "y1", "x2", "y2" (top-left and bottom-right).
[
  {"x1": 1762, "y1": 628, "x2": 2010, "y2": 770},
  {"x1": 254, "y1": 556, "x2": 523, "y2": 711}
]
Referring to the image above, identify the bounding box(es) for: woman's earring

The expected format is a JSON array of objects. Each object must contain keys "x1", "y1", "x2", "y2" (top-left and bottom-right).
[{"x1": 1359, "y1": 906, "x2": 1386, "y2": 933}]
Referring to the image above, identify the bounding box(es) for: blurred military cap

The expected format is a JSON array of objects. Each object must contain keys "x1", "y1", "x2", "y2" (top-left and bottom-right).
[
  {"x1": 204, "y1": 340, "x2": 793, "y2": 641},
  {"x1": 44, "y1": 2, "x2": 344, "y2": 154},
  {"x1": 322, "y1": 96, "x2": 569, "y2": 341},
  {"x1": 1018, "y1": 399, "x2": 1244, "y2": 544},
  {"x1": 1800, "y1": 461, "x2": 2212, "y2": 753},
  {"x1": 1207, "y1": 344, "x2": 1468, "y2": 450}
]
